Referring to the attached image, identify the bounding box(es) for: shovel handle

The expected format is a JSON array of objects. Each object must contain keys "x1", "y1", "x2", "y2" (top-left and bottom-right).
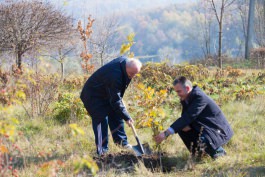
[
  {"x1": 130, "y1": 124, "x2": 138, "y2": 137},
  {"x1": 130, "y1": 124, "x2": 145, "y2": 154}
]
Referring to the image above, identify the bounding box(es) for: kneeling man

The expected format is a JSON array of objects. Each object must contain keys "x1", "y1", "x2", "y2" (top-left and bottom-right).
[{"x1": 155, "y1": 76, "x2": 233, "y2": 159}]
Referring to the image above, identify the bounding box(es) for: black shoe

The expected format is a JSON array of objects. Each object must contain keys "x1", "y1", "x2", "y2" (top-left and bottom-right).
[{"x1": 213, "y1": 150, "x2": 226, "y2": 159}]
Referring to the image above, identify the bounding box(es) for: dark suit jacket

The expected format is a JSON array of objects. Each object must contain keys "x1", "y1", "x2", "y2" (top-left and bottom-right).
[
  {"x1": 80, "y1": 56, "x2": 131, "y2": 123},
  {"x1": 170, "y1": 86, "x2": 234, "y2": 149}
]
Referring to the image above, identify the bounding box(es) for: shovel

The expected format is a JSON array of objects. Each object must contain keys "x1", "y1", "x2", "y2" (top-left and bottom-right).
[{"x1": 130, "y1": 124, "x2": 152, "y2": 156}]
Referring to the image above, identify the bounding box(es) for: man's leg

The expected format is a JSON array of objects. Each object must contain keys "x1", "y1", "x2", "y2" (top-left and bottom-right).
[
  {"x1": 201, "y1": 136, "x2": 226, "y2": 159},
  {"x1": 92, "y1": 117, "x2": 109, "y2": 155},
  {"x1": 179, "y1": 129, "x2": 226, "y2": 159},
  {"x1": 108, "y1": 111, "x2": 128, "y2": 146},
  {"x1": 178, "y1": 129, "x2": 200, "y2": 155}
]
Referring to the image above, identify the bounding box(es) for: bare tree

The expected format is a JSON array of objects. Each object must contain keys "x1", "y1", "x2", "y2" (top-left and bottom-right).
[
  {"x1": 208, "y1": 0, "x2": 236, "y2": 68},
  {"x1": 255, "y1": 0, "x2": 265, "y2": 47},
  {"x1": 245, "y1": 0, "x2": 256, "y2": 59},
  {"x1": 89, "y1": 15, "x2": 121, "y2": 68},
  {"x1": 195, "y1": 0, "x2": 215, "y2": 60},
  {"x1": 43, "y1": 36, "x2": 79, "y2": 80},
  {"x1": 233, "y1": 0, "x2": 249, "y2": 58},
  {"x1": 237, "y1": 0, "x2": 249, "y2": 40},
  {"x1": 0, "y1": 0, "x2": 73, "y2": 70}
]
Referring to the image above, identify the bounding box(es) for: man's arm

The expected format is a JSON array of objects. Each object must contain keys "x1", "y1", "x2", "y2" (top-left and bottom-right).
[
  {"x1": 154, "y1": 93, "x2": 207, "y2": 144},
  {"x1": 106, "y1": 76, "x2": 131, "y2": 121}
]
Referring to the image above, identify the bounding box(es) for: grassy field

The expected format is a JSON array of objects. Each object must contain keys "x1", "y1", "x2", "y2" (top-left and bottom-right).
[
  {"x1": 1, "y1": 94, "x2": 264, "y2": 176},
  {"x1": 1, "y1": 65, "x2": 265, "y2": 176}
]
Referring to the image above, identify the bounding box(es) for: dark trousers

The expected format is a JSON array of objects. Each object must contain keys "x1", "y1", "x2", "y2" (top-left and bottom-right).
[
  {"x1": 91, "y1": 110, "x2": 128, "y2": 155},
  {"x1": 178, "y1": 129, "x2": 225, "y2": 159}
]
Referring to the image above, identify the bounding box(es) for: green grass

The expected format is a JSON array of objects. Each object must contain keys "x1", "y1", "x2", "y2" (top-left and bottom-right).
[
  {"x1": 1, "y1": 94, "x2": 264, "y2": 176},
  {"x1": 1, "y1": 65, "x2": 265, "y2": 176}
]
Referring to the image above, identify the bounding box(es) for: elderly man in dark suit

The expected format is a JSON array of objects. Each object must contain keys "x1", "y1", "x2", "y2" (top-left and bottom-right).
[
  {"x1": 154, "y1": 76, "x2": 233, "y2": 159},
  {"x1": 80, "y1": 56, "x2": 142, "y2": 156}
]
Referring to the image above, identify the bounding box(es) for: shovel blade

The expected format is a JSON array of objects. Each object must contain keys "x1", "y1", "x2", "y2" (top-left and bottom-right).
[
  {"x1": 142, "y1": 143, "x2": 152, "y2": 155},
  {"x1": 132, "y1": 145, "x2": 144, "y2": 156},
  {"x1": 132, "y1": 143, "x2": 152, "y2": 156}
]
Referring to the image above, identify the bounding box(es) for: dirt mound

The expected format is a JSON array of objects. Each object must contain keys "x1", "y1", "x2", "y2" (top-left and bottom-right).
[{"x1": 93, "y1": 151, "x2": 187, "y2": 173}]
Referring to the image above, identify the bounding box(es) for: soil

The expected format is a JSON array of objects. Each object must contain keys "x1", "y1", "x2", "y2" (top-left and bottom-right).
[{"x1": 93, "y1": 151, "x2": 187, "y2": 173}]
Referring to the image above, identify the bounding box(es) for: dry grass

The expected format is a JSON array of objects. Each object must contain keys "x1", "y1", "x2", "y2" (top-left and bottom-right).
[{"x1": 1, "y1": 83, "x2": 264, "y2": 176}]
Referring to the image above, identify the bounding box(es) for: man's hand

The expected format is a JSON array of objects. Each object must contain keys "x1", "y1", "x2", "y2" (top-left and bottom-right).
[
  {"x1": 154, "y1": 132, "x2": 166, "y2": 144},
  {"x1": 126, "y1": 119, "x2": 134, "y2": 127}
]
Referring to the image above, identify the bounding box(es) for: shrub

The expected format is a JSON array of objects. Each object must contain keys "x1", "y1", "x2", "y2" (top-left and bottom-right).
[
  {"x1": 53, "y1": 92, "x2": 87, "y2": 124},
  {"x1": 0, "y1": 117, "x2": 23, "y2": 177}
]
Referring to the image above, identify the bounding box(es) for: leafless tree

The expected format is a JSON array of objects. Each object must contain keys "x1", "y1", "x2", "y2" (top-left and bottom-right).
[
  {"x1": 89, "y1": 15, "x2": 121, "y2": 68},
  {"x1": 0, "y1": 0, "x2": 73, "y2": 70},
  {"x1": 208, "y1": 0, "x2": 237, "y2": 68},
  {"x1": 231, "y1": 0, "x2": 248, "y2": 58},
  {"x1": 43, "y1": 35, "x2": 80, "y2": 80},
  {"x1": 195, "y1": 0, "x2": 215, "y2": 60},
  {"x1": 255, "y1": 0, "x2": 265, "y2": 47},
  {"x1": 237, "y1": 0, "x2": 249, "y2": 40}
]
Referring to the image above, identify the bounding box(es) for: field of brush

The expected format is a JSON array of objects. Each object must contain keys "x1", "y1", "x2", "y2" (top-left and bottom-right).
[{"x1": 1, "y1": 63, "x2": 265, "y2": 176}]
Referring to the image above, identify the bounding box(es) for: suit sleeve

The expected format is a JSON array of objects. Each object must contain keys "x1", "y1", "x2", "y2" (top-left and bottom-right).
[
  {"x1": 106, "y1": 76, "x2": 131, "y2": 121},
  {"x1": 170, "y1": 93, "x2": 207, "y2": 133}
]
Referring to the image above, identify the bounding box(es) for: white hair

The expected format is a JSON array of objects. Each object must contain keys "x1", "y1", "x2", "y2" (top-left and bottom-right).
[{"x1": 126, "y1": 58, "x2": 142, "y2": 69}]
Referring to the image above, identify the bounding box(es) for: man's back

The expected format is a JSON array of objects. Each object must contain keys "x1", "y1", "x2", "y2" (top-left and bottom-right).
[
  {"x1": 155, "y1": 77, "x2": 233, "y2": 159},
  {"x1": 80, "y1": 56, "x2": 132, "y2": 122},
  {"x1": 81, "y1": 57, "x2": 128, "y2": 99},
  {"x1": 171, "y1": 86, "x2": 234, "y2": 149}
]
